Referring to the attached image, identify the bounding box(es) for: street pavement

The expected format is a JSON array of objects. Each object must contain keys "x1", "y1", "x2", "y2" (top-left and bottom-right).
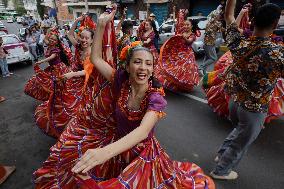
[{"x1": 0, "y1": 22, "x2": 284, "y2": 189}]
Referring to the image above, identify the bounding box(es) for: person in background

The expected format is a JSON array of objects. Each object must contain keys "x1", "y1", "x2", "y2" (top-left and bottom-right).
[
  {"x1": 41, "y1": 14, "x2": 52, "y2": 28},
  {"x1": 38, "y1": 27, "x2": 48, "y2": 55},
  {"x1": 31, "y1": 25, "x2": 42, "y2": 57},
  {"x1": 62, "y1": 24, "x2": 72, "y2": 49},
  {"x1": 25, "y1": 28, "x2": 38, "y2": 62},
  {"x1": 0, "y1": 37, "x2": 13, "y2": 77},
  {"x1": 199, "y1": 11, "x2": 224, "y2": 75},
  {"x1": 278, "y1": 9, "x2": 284, "y2": 26},
  {"x1": 27, "y1": 15, "x2": 35, "y2": 27},
  {"x1": 149, "y1": 13, "x2": 160, "y2": 51}
]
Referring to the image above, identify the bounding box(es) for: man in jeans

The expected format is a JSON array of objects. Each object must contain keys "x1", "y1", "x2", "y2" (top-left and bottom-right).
[
  {"x1": 199, "y1": 12, "x2": 223, "y2": 75},
  {"x1": 0, "y1": 37, "x2": 12, "y2": 77},
  {"x1": 210, "y1": 0, "x2": 283, "y2": 180}
]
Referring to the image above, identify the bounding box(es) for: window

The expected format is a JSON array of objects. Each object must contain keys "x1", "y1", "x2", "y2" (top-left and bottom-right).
[{"x1": 3, "y1": 36, "x2": 20, "y2": 45}]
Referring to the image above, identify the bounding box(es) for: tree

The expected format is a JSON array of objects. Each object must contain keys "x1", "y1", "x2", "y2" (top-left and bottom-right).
[
  {"x1": 2, "y1": 0, "x2": 8, "y2": 8},
  {"x1": 36, "y1": 0, "x2": 45, "y2": 19},
  {"x1": 15, "y1": 6, "x2": 26, "y2": 15}
]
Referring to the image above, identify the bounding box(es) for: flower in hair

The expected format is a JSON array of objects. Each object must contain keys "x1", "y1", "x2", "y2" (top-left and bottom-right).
[
  {"x1": 76, "y1": 15, "x2": 96, "y2": 36},
  {"x1": 119, "y1": 41, "x2": 142, "y2": 62}
]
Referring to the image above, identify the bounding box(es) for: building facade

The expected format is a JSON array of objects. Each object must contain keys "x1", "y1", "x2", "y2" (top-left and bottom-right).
[
  {"x1": 23, "y1": 0, "x2": 40, "y2": 19},
  {"x1": 63, "y1": 0, "x2": 111, "y2": 22}
]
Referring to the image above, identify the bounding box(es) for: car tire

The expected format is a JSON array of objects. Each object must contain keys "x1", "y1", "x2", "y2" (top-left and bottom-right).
[{"x1": 26, "y1": 60, "x2": 33, "y2": 65}]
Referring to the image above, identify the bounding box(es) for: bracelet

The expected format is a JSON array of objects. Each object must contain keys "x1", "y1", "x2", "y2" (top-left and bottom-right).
[{"x1": 104, "y1": 44, "x2": 111, "y2": 47}]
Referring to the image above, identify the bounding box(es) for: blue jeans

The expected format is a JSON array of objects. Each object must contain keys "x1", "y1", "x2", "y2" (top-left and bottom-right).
[
  {"x1": 199, "y1": 44, "x2": 217, "y2": 71},
  {"x1": 213, "y1": 99, "x2": 267, "y2": 175},
  {"x1": 0, "y1": 58, "x2": 10, "y2": 76}
]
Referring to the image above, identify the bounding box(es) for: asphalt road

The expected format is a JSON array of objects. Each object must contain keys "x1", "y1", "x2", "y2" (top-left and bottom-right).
[{"x1": 0, "y1": 21, "x2": 284, "y2": 189}]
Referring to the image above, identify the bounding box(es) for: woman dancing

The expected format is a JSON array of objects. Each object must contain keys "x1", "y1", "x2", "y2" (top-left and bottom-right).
[
  {"x1": 33, "y1": 9, "x2": 118, "y2": 188},
  {"x1": 71, "y1": 8, "x2": 215, "y2": 189},
  {"x1": 24, "y1": 27, "x2": 71, "y2": 101},
  {"x1": 158, "y1": 9, "x2": 199, "y2": 92}
]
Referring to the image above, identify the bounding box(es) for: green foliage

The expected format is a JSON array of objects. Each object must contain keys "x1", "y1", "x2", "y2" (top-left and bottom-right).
[
  {"x1": 36, "y1": 0, "x2": 45, "y2": 19},
  {"x1": 2, "y1": 0, "x2": 8, "y2": 8},
  {"x1": 15, "y1": 6, "x2": 26, "y2": 15}
]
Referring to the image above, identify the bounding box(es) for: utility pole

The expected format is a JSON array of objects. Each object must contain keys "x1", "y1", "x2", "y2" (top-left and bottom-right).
[{"x1": 85, "y1": 0, "x2": 89, "y2": 12}]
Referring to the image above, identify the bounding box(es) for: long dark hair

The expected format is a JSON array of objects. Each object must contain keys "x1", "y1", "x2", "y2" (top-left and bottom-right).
[
  {"x1": 188, "y1": 19, "x2": 198, "y2": 34},
  {"x1": 51, "y1": 34, "x2": 70, "y2": 66},
  {"x1": 147, "y1": 19, "x2": 159, "y2": 39},
  {"x1": 126, "y1": 46, "x2": 162, "y2": 88},
  {"x1": 58, "y1": 43, "x2": 70, "y2": 66}
]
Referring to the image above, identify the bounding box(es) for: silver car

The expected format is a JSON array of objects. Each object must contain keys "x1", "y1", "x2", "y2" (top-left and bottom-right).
[{"x1": 159, "y1": 16, "x2": 224, "y2": 54}]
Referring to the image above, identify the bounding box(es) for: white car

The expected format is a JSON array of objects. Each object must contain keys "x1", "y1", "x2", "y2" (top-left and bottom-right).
[
  {"x1": 7, "y1": 17, "x2": 13, "y2": 23},
  {"x1": 1, "y1": 34, "x2": 32, "y2": 65},
  {"x1": 0, "y1": 31, "x2": 6, "y2": 36},
  {"x1": 159, "y1": 16, "x2": 224, "y2": 54},
  {"x1": 16, "y1": 17, "x2": 23, "y2": 24}
]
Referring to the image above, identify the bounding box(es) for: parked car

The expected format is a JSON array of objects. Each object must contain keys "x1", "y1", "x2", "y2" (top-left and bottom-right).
[
  {"x1": 158, "y1": 16, "x2": 224, "y2": 54},
  {"x1": 0, "y1": 25, "x2": 8, "y2": 34},
  {"x1": 0, "y1": 31, "x2": 6, "y2": 35},
  {"x1": 16, "y1": 17, "x2": 23, "y2": 24},
  {"x1": 7, "y1": 17, "x2": 13, "y2": 23},
  {"x1": 1, "y1": 34, "x2": 32, "y2": 65}
]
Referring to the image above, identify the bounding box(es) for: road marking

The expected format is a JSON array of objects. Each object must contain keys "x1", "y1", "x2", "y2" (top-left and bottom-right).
[{"x1": 177, "y1": 92, "x2": 208, "y2": 104}]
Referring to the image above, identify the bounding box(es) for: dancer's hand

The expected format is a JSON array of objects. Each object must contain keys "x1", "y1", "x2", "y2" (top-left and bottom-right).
[
  {"x1": 98, "y1": 4, "x2": 117, "y2": 25},
  {"x1": 63, "y1": 72, "x2": 75, "y2": 79},
  {"x1": 75, "y1": 15, "x2": 85, "y2": 23},
  {"x1": 35, "y1": 61, "x2": 42, "y2": 65},
  {"x1": 72, "y1": 148, "x2": 112, "y2": 174}
]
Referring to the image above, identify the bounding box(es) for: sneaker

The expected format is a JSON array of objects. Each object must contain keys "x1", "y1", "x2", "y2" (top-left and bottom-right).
[
  {"x1": 214, "y1": 156, "x2": 220, "y2": 163},
  {"x1": 210, "y1": 171, "x2": 238, "y2": 180},
  {"x1": 198, "y1": 69, "x2": 204, "y2": 77},
  {"x1": 8, "y1": 72, "x2": 13, "y2": 75}
]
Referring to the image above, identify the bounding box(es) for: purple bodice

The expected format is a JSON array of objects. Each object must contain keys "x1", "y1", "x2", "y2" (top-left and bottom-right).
[
  {"x1": 45, "y1": 47, "x2": 61, "y2": 66},
  {"x1": 113, "y1": 70, "x2": 167, "y2": 139}
]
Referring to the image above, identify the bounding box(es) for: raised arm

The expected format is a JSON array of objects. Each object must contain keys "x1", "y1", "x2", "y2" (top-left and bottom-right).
[
  {"x1": 236, "y1": 6, "x2": 250, "y2": 33},
  {"x1": 67, "y1": 16, "x2": 84, "y2": 47},
  {"x1": 72, "y1": 111, "x2": 160, "y2": 174},
  {"x1": 90, "y1": 9, "x2": 117, "y2": 81},
  {"x1": 225, "y1": 0, "x2": 237, "y2": 25}
]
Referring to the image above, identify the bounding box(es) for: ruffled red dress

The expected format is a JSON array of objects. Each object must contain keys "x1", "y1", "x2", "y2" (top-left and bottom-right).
[
  {"x1": 34, "y1": 58, "x2": 94, "y2": 138},
  {"x1": 24, "y1": 47, "x2": 70, "y2": 101},
  {"x1": 158, "y1": 35, "x2": 199, "y2": 92},
  {"x1": 76, "y1": 70, "x2": 215, "y2": 189}
]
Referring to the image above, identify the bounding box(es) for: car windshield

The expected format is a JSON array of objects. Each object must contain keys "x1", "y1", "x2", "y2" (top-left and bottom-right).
[
  {"x1": 0, "y1": 31, "x2": 6, "y2": 35},
  {"x1": 3, "y1": 36, "x2": 20, "y2": 44}
]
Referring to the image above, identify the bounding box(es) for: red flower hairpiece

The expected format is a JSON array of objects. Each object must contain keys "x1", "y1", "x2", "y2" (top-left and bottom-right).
[
  {"x1": 76, "y1": 15, "x2": 97, "y2": 36},
  {"x1": 119, "y1": 41, "x2": 142, "y2": 62}
]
